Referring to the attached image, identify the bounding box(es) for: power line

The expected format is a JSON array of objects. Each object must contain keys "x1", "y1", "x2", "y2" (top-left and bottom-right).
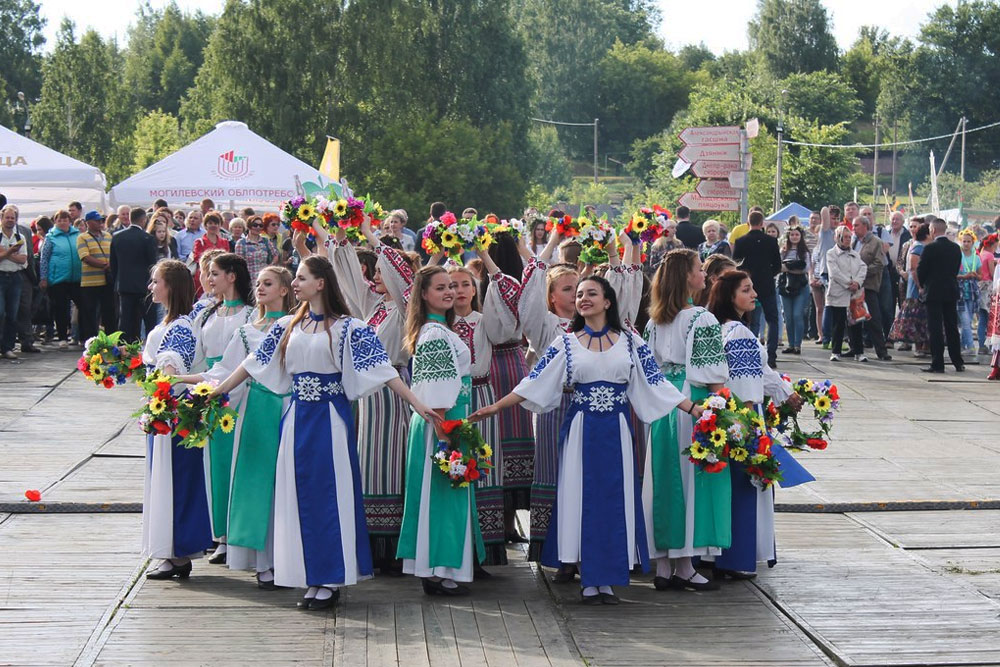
[
  {"x1": 782, "y1": 118, "x2": 1000, "y2": 150},
  {"x1": 530, "y1": 117, "x2": 595, "y2": 127}
]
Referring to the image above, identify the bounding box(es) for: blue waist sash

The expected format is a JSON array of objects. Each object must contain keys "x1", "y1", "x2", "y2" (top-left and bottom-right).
[
  {"x1": 568, "y1": 380, "x2": 629, "y2": 416},
  {"x1": 291, "y1": 372, "x2": 345, "y2": 404}
]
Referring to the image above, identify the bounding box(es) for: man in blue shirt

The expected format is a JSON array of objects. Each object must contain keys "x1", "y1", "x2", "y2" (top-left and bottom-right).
[{"x1": 174, "y1": 209, "x2": 205, "y2": 261}]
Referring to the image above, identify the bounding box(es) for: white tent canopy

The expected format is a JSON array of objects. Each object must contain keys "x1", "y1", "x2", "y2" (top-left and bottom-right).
[
  {"x1": 110, "y1": 121, "x2": 323, "y2": 212},
  {"x1": 0, "y1": 125, "x2": 107, "y2": 218}
]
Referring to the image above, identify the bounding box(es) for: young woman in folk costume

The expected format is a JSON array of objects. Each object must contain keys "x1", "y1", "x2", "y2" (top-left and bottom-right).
[
  {"x1": 187, "y1": 249, "x2": 227, "y2": 323},
  {"x1": 397, "y1": 265, "x2": 490, "y2": 596},
  {"x1": 211, "y1": 255, "x2": 436, "y2": 609},
  {"x1": 472, "y1": 276, "x2": 700, "y2": 604},
  {"x1": 316, "y1": 218, "x2": 422, "y2": 573},
  {"x1": 446, "y1": 249, "x2": 521, "y2": 569},
  {"x1": 176, "y1": 266, "x2": 295, "y2": 588},
  {"x1": 482, "y1": 231, "x2": 534, "y2": 542},
  {"x1": 707, "y1": 270, "x2": 813, "y2": 576},
  {"x1": 143, "y1": 260, "x2": 214, "y2": 580},
  {"x1": 191, "y1": 253, "x2": 255, "y2": 564},
  {"x1": 642, "y1": 248, "x2": 730, "y2": 592},
  {"x1": 988, "y1": 258, "x2": 1000, "y2": 380}
]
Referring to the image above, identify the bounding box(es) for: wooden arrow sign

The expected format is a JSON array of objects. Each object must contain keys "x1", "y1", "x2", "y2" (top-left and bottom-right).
[
  {"x1": 677, "y1": 192, "x2": 740, "y2": 211},
  {"x1": 690, "y1": 160, "x2": 741, "y2": 179},
  {"x1": 678, "y1": 143, "x2": 740, "y2": 162},
  {"x1": 679, "y1": 126, "x2": 741, "y2": 145},
  {"x1": 696, "y1": 179, "x2": 741, "y2": 199}
]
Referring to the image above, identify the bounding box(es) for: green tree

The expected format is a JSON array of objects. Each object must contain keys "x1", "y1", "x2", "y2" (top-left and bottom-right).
[
  {"x1": 32, "y1": 21, "x2": 136, "y2": 182},
  {"x1": 527, "y1": 125, "x2": 573, "y2": 191},
  {"x1": 677, "y1": 43, "x2": 715, "y2": 72},
  {"x1": 124, "y1": 1, "x2": 215, "y2": 116},
  {"x1": 0, "y1": 0, "x2": 46, "y2": 101},
  {"x1": 0, "y1": 73, "x2": 15, "y2": 129},
  {"x1": 180, "y1": 0, "x2": 339, "y2": 161},
  {"x1": 781, "y1": 71, "x2": 863, "y2": 126},
  {"x1": 748, "y1": 0, "x2": 839, "y2": 77},
  {"x1": 132, "y1": 110, "x2": 180, "y2": 171},
  {"x1": 782, "y1": 121, "x2": 865, "y2": 209}
]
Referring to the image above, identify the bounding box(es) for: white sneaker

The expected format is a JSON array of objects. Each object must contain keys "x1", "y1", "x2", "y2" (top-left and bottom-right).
[
  {"x1": 829, "y1": 353, "x2": 841, "y2": 362},
  {"x1": 2, "y1": 350, "x2": 18, "y2": 360},
  {"x1": 855, "y1": 354, "x2": 869, "y2": 362},
  {"x1": 57, "y1": 340, "x2": 68, "y2": 350}
]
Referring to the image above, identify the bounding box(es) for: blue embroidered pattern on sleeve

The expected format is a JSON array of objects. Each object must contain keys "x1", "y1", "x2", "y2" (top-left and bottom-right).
[
  {"x1": 254, "y1": 322, "x2": 285, "y2": 366},
  {"x1": 529, "y1": 345, "x2": 559, "y2": 379},
  {"x1": 725, "y1": 336, "x2": 762, "y2": 378},
  {"x1": 636, "y1": 340, "x2": 665, "y2": 385},
  {"x1": 158, "y1": 322, "x2": 196, "y2": 370},
  {"x1": 350, "y1": 324, "x2": 390, "y2": 371}
]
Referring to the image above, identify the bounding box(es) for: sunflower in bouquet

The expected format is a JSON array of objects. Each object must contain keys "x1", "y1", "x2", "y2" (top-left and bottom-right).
[
  {"x1": 685, "y1": 387, "x2": 748, "y2": 473},
  {"x1": 578, "y1": 216, "x2": 615, "y2": 265},
  {"x1": 173, "y1": 382, "x2": 238, "y2": 449},
  {"x1": 281, "y1": 196, "x2": 318, "y2": 235},
  {"x1": 431, "y1": 419, "x2": 494, "y2": 488},
  {"x1": 769, "y1": 376, "x2": 840, "y2": 452},
  {"x1": 133, "y1": 371, "x2": 180, "y2": 437},
  {"x1": 317, "y1": 194, "x2": 384, "y2": 242},
  {"x1": 77, "y1": 330, "x2": 146, "y2": 388},
  {"x1": 422, "y1": 211, "x2": 467, "y2": 263}
]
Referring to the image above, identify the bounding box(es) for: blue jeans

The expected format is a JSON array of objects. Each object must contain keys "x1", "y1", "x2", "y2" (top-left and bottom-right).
[
  {"x1": 979, "y1": 308, "x2": 990, "y2": 349},
  {"x1": 958, "y1": 299, "x2": 977, "y2": 350},
  {"x1": 0, "y1": 271, "x2": 24, "y2": 353},
  {"x1": 750, "y1": 292, "x2": 780, "y2": 364},
  {"x1": 781, "y1": 288, "x2": 810, "y2": 348}
]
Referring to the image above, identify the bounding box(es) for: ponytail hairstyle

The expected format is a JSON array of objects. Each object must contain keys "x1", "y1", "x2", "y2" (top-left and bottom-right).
[
  {"x1": 278, "y1": 255, "x2": 351, "y2": 366},
  {"x1": 650, "y1": 248, "x2": 699, "y2": 325},
  {"x1": 204, "y1": 253, "x2": 255, "y2": 322},
  {"x1": 154, "y1": 259, "x2": 194, "y2": 324},
  {"x1": 707, "y1": 269, "x2": 751, "y2": 326},
  {"x1": 448, "y1": 264, "x2": 481, "y2": 312},
  {"x1": 404, "y1": 265, "x2": 455, "y2": 355},
  {"x1": 568, "y1": 275, "x2": 624, "y2": 334},
  {"x1": 255, "y1": 265, "x2": 295, "y2": 318}
]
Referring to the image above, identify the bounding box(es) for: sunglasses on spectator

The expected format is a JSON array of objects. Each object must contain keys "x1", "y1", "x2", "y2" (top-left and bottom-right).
[{"x1": 250, "y1": 222, "x2": 263, "y2": 228}]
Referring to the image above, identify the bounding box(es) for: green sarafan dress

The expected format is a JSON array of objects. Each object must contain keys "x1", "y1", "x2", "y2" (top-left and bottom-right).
[
  {"x1": 642, "y1": 307, "x2": 732, "y2": 558},
  {"x1": 397, "y1": 317, "x2": 485, "y2": 583}
]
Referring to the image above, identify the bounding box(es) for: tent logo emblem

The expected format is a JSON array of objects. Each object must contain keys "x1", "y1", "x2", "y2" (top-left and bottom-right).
[{"x1": 215, "y1": 150, "x2": 250, "y2": 180}]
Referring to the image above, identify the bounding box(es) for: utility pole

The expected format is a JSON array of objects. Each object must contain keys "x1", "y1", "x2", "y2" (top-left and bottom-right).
[
  {"x1": 960, "y1": 115, "x2": 966, "y2": 182},
  {"x1": 872, "y1": 112, "x2": 879, "y2": 204},
  {"x1": 891, "y1": 120, "x2": 897, "y2": 196},
  {"x1": 773, "y1": 89, "x2": 788, "y2": 214},
  {"x1": 593, "y1": 118, "x2": 599, "y2": 185}
]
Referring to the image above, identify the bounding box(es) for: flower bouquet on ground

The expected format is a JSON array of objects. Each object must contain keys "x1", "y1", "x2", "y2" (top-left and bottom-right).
[
  {"x1": 545, "y1": 214, "x2": 580, "y2": 238},
  {"x1": 768, "y1": 377, "x2": 840, "y2": 452},
  {"x1": 685, "y1": 387, "x2": 747, "y2": 473},
  {"x1": 281, "y1": 196, "x2": 317, "y2": 235},
  {"x1": 422, "y1": 211, "x2": 467, "y2": 263},
  {"x1": 578, "y1": 216, "x2": 615, "y2": 265},
  {"x1": 172, "y1": 382, "x2": 237, "y2": 449},
  {"x1": 78, "y1": 331, "x2": 146, "y2": 388},
  {"x1": 432, "y1": 419, "x2": 494, "y2": 488},
  {"x1": 134, "y1": 371, "x2": 180, "y2": 437}
]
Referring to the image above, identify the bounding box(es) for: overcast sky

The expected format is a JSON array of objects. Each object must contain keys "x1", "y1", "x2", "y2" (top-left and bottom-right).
[{"x1": 38, "y1": 0, "x2": 955, "y2": 53}]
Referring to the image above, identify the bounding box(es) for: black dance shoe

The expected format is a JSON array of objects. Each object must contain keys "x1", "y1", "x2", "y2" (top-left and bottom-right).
[
  {"x1": 421, "y1": 578, "x2": 470, "y2": 596},
  {"x1": 600, "y1": 591, "x2": 620, "y2": 605},
  {"x1": 670, "y1": 574, "x2": 720, "y2": 591},
  {"x1": 580, "y1": 591, "x2": 602, "y2": 605},
  {"x1": 550, "y1": 564, "x2": 578, "y2": 583},
  {"x1": 713, "y1": 567, "x2": 757, "y2": 580},
  {"x1": 307, "y1": 588, "x2": 340, "y2": 610},
  {"x1": 146, "y1": 560, "x2": 192, "y2": 580}
]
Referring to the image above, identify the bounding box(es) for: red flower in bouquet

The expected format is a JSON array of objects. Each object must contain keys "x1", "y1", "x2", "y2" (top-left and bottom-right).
[
  {"x1": 464, "y1": 458, "x2": 480, "y2": 482},
  {"x1": 76, "y1": 356, "x2": 90, "y2": 373},
  {"x1": 102, "y1": 376, "x2": 115, "y2": 389},
  {"x1": 756, "y1": 434, "x2": 772, "y2": 455},
  {"x1": 704, "y1": 461, "x2": 728, "y2": 473},
  {"x1": 717, "y1": 387, "x2": 732, "y2": 400},
  {"x1": 806, "y1": 438, "x2": 828, "y2": 450},
  {"x1": 828, "y1": 385, "x2": 839, "y2": 401},
  {"x1": 152, "y1": 420, "x2": 172, "y2": 435},
  {"x1": 441, "y1": 211, "x2": 457, "y2": 226},
  {"x1": 129, "y1": 356, "x2": 143, "y2": 370},
  {"x1": 441, "y1": 419, "x2": 465, "y2": 435}
]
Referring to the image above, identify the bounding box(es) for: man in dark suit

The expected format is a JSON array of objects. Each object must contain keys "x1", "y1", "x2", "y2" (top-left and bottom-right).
[
  {"x1": 111, "y1": 207, "x2": 158, "y2": 342},
  {"x1": 733, "y1": 210, "x2": 782, "y2": 367},
  {"x1": 672, "y1": 206, "x2": 705, "y2": 250},
  {"x1": 916, "y1": 217, "x2": 965, "y2": 372}
]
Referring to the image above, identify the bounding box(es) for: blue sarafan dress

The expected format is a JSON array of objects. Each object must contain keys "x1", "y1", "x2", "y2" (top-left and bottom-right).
[
  {"x1": 715, "y1": 320, "x2": 814, "y2": 573},
  {"x1": 243, "y1": 315, "x2": 400, "y2": 589},
  {"x1": 141, "y1": 317, "x2": 214, "y2": 560},
  {"x1": 513, "y1": 331, "x2": 686, "y2": 588}
]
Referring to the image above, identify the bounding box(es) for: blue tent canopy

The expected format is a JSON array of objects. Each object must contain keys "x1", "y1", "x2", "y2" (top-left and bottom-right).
[{"x1": 767, "y1": 202, "x2": 812, "y2": 222}]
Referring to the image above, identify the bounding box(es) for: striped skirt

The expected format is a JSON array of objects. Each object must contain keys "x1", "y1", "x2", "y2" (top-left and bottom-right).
[
  {"x1": 472, "y1": 377, "x2": 507, "y2": 566},
  {"x1": 528, "y1": 390, "x2": 572, "y2": 562},
  {"x1": 489, "y1": 341, "x2": 534, "y2": 510},
  {"x1": 357, "y1": 366, "x2": 410, "y2": 563}
]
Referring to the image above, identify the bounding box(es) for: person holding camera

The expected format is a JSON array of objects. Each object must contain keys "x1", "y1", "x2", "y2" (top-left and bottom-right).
[
  {"x1": 778, "y1": 226, "x2": 812, "y2": 354},
  {"x1": 0, "y1": 203, "x2": 31, "y2": 359}
]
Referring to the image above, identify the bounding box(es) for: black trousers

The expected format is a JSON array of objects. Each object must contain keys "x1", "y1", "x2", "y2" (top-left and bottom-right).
[
  {"x1": 119, "y1": 292, "x2": 158, "y2": 343},
  {"x1": 79, "y1": 283, "x2": 117, "y2": 341},
  {"x1": 16, "y1": 271, "x2": 35, "y2": 347},
  {"x1": 926, "y1": 298, "x2": 964, "y2": 370},
  {"x1": 48, "y1": 281, "x2": 82, "y2": 342},
  {"x1": 829, "y1": 306, "x2": 863, "y2": 356},
  {"x1": 862, "y1": 288, "x2": 888, "y2": 357}
]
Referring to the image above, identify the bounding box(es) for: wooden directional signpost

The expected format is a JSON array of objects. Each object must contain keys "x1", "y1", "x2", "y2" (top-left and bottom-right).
[{"x1": 677, "y1": 123, "x2": 753, "y2": 219}]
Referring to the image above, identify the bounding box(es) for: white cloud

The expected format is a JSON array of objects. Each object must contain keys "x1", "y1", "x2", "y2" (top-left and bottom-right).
[{"x1": 38, "y1": 0, "x2": 225, "y2": 49}]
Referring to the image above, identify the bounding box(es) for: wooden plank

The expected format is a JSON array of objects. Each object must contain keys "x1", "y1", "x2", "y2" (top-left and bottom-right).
[
  {"x1": 473, "y1": 600, "x2": 517, "y2": 667},
  {"x1": 449, "y1": 602, "x2": 488, "y2": 667},
  {"x1": 524, "y1": 601, "x2": 583, "y2": 667},
  {"x1": 849, "y1": 509, "x2": 1000, "y2": 548},
  {"x1": 498, "y1": 600, "x2": 550, "y2": 667},
  {"x1": 422, "y1": 601, "x2": 459, "y2": 666},
  {"x1": 334, "y1": 603, "x2": 367, "y2": 667},
  {"x1": 367, "y1": 603, "x2": 398, "y2": 666},
  {"x1": 394, "y1": 603, "x2": 430, "y2": 667}
]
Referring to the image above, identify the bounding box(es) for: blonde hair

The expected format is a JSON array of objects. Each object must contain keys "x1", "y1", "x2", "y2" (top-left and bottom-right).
[
  {"x1": 255, "y1": 265, "x2": 295, "y2": 317},
  {"x1": 545, "y1": 264, "x2": 579, "y2": 314},
  {"x1": 447, "y1": 264, "x2": 481, "y2": 312},
  {"x1": 650, "y1": 248, "x2": 698, "y2": 324},
  {"x1": 701, "y1": 219, "x2": 720, "y2": 235},
  {"x1": 199, "y1": 248, "x2": 226, "y2": 273},
  {"x1": 404, "y1": 265, "x2": 455, "y2": 354}
]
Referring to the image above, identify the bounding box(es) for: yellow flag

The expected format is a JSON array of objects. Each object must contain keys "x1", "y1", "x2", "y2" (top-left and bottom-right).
[{"x1": 319, "y1": 137, "x2": 340, "y2": 181}]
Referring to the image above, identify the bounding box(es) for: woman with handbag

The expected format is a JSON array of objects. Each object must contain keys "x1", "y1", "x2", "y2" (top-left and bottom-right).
[
  {"x1": 825, "y1": 226, "x2": 868, "y2": 362},
  {"x1": 778, "y1": 227, "x2": 811, "y2": 354}
]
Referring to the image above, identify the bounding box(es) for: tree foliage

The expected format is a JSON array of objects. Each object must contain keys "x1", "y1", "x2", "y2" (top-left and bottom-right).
[
  {"x1": 0, "y1": 0, "x2": 46, "y2": 100},
  {"x1": 748, "y1": 0, "x2": 838, "y2": 77},
  {"x1": 132, "y1": 110, "x2": 180, "y2": 172}
]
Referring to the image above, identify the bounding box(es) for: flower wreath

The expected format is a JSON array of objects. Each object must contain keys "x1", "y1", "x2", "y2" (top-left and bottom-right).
[{"x1": 432, "y1": 419, "x2": 494, "y2": 488}]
